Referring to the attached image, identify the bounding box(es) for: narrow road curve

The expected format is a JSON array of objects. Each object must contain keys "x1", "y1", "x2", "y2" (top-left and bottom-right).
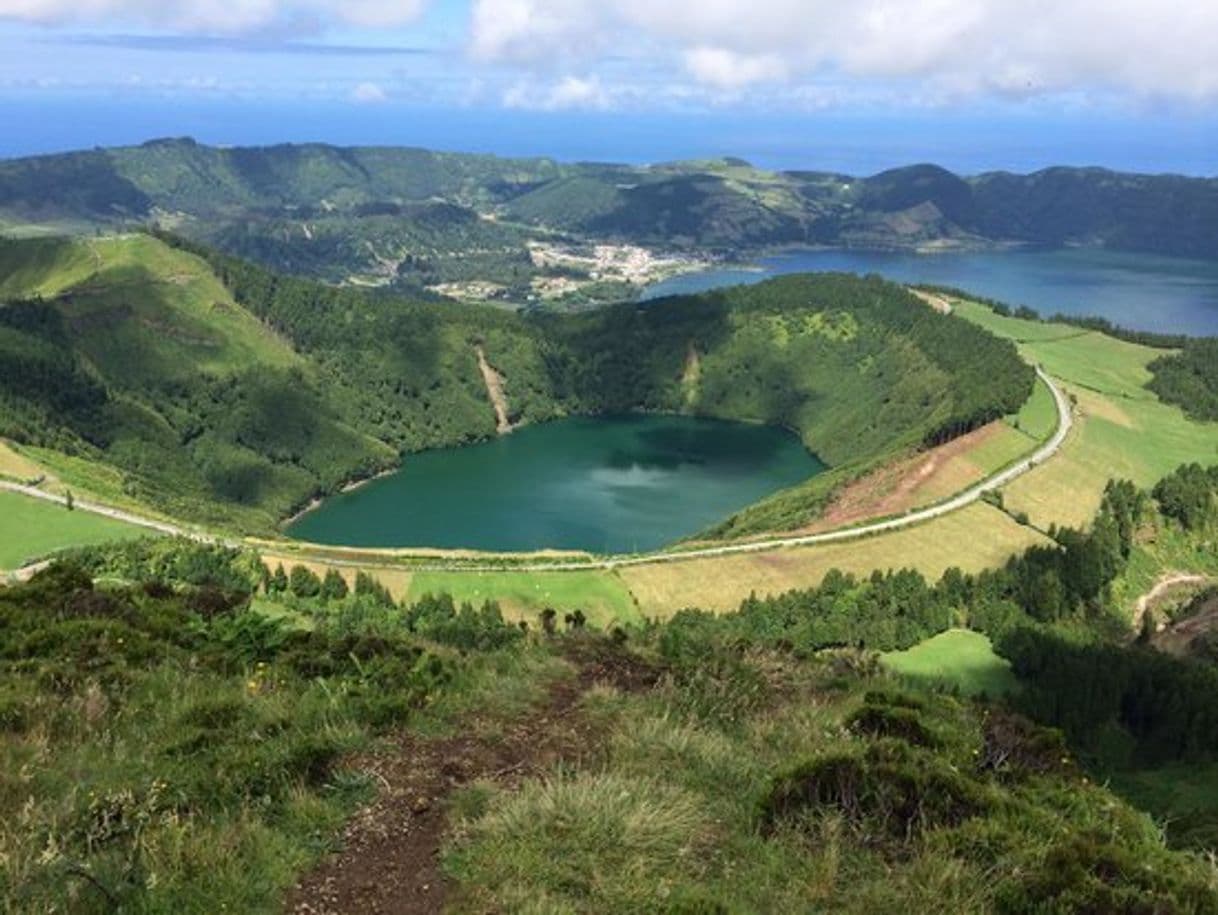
[{"x1": 4, "y1": 368, "x2": 1071, "y2": 576}]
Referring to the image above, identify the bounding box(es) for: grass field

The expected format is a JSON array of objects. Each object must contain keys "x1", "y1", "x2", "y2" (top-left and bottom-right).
[
  {"x1": 881, "y1": 628, "x2": 1018, "y2": 697},
  {"x1": 1008, "y1": 374, "x2": 1059, "y2": 442},
  {"x1": 0, "y1": 491, "x2": 146, "y2": 569},
  {"x1": 952, "y1": 301, "x2": 1218, "y2": 531},
  {"x1": 407, "y1": 569, "x2": 641, "y2": 627},
  {"x1": 620, "y1": 503, "x2": 1047, "y2": 616},
  {"x1": 0, "y1": 441, "x2": 45, "y2": 482},
  {"x1": 906, "y1": 422, "x2": 1039, "y2": 507}
]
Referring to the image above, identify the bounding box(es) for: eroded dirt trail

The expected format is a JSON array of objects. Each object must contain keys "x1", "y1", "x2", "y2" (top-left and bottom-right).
[
  {"x1": 475, "y1": 345, "x2": 513, "y2": 435},
  {"x1": 1131, "y1": 572, "x2": 1211, "y2": 634},
  {"x1": 285, "y1": 645, "x2": 662, "y2": 915}
]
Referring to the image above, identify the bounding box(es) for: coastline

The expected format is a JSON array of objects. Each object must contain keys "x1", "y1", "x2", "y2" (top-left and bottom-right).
[{"x1": 281, "y1": 467, "x2": 398, "y2": 529}]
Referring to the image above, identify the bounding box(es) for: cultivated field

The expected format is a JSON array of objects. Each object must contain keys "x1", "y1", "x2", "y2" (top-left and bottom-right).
[
  {"x1": 620, "y1": 503, "x2": 1046, "y2": 615},
  {"x1": 0, "y1": 490, "x2": 144, "y2": 569},
  {"x1": 950, "y1": 302, "x2": 1218, "y2": 530}
]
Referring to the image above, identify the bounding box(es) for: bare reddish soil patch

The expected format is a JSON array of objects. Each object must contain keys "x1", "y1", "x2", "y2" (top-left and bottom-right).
[{"x1": 804, "y1": 422, "x2": 1004, "y2": 534}]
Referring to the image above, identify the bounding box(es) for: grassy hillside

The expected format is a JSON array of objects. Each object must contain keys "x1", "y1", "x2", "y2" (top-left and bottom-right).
[
  {"x1": 5, "y1": 528, "x2": 1218, "y2": 912},
  {"x1": 0, "y1": 232, "x2": 1032, "y2": 541},
  {"x1": 954, "y1": 298, "x2": 1218, "y2": 530},
  {"x1": 0, "y1": 234, "x2": 396, "y2": 530}
]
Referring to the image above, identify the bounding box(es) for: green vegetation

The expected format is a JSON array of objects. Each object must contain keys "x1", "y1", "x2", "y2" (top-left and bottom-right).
[
  {"x1": 882, "y1": 629, "x2": 1018, "y2": 697},
  {"x1": 1149, "y1": 338, "x2": 1218, "y2": 421},
  {"x1": 445, "y1": 638, "x2": 1217, "y2": 913},
  {"x1": 1008, "y1": 373, "x2": 1058, "y2": 442},
  {"x1": 0, "y1": 491, "x2": 145, "y2": 569},
  {"x1": 0, "y1": 541, "x2": 555, "y2": 912},
  {"x1": 0, "y1": 232, "x2": 1032, "y2": 540},
  {"x1": 0, "y1": 235, "x2": 395, "y2": 531},
  {"x1": 7, "y1": 530, "x2": 1218, "y2": 912},
  {"x1": 3, "y1": 142, "x2": 1216, "y2": 294},
  {"x1": 951, "y1": 297, "x2": 1218, "y2": 531},
  {"x1": 407, "y1": 569, "x2": 640, "y2": 628}
]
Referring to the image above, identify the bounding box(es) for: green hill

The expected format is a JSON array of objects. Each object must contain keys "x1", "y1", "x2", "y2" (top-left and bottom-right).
[
  {"x1": 1, "y1": 140, "x2": 1215, "y2": 295},
  {"x1": 0, "y1": 232, "x2": 1032, "y2": 539},
  {"x1": 0, "y1": 234, "x2": 394, "y2": 529}
]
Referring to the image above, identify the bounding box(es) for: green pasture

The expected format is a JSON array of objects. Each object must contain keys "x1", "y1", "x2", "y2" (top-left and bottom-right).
[
  {"x1": 0, "y1": 490, "x2": 147, "y2": 569},
  {"x1": 881, "y1": 628, "x2": 1018, "y2": 697}
]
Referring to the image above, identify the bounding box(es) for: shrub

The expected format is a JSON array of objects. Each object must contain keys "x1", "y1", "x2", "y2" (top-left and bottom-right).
[
  {"x1": 994, "y1": 833, "x2": 1218, "y2": 915},
  {"x1": 320, "y1": 569, "x2": 349, "y2": 602},
  {"x1": 288, "y1": 565, "x2": 322, "y2": 598},
  {"x1": 759, "y1": 740, "x2": 991, "y2": 841},
  {"x1": 846, "y1": 704, "x2": 942, "y2": 749}
]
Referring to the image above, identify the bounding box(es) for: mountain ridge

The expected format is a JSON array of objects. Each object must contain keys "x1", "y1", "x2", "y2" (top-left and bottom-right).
[{"x1": 2, "y1": 139, "x2": 1215, "y2": 295}]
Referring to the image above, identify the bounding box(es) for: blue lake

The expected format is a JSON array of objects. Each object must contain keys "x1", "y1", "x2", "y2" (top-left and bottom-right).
[
  {"x1": 289, "y1": 415, "x2": 825, "y2": 554},
  {"x1": 645, "y1": 248, "x2": 1218, "y2": 337}
]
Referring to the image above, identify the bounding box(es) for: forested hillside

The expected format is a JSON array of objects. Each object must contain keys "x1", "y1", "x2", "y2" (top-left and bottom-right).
[
  {"x1": 1, "y1": 140, "x2": 1215, "y2": 298},
  {"x1": 1148, "y1": 339, "x2": 1218, "y2": 420},
  {"x1": 0, "y1": 232, "x2": 1031, "y2": 538}
]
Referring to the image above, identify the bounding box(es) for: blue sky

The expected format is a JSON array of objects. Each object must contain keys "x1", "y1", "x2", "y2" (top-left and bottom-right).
[{"x1": 1, "y1": 0, "x2": 1215, "y2": 174}]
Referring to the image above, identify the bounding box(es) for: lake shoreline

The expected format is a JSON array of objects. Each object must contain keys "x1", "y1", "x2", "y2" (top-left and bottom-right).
[
  {"x1": 642, "y1": 245, "x2": 1218, "y2": 336},
  {"x1": 283, "y1": 414, "x2": 825, "y2": 554},
  {"x1": 281, "y1": 467, "x2": 399, "y2": 528}
]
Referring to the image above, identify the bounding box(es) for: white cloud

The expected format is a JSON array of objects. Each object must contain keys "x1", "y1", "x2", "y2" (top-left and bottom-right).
[
  {"x1": 0, "y1": 0, "x2": 429, "y2": 34},
  {"x1": 470, "y1": 0, "x2": 600, "y2": 63},
  {"x1": 683, "y1": 47, "x2": 787, "y2": 90},
  {"x1": 503, "y1": 74, "x2": 611, "y2": 110},
  {"x1": 350, "y1": 80, "x2": 387, "y2": 103},
  {"x1": 467, "y1": 0, "x2": 1218, "y2": 102}
]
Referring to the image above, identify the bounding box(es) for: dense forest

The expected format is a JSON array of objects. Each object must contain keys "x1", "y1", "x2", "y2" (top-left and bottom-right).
[
  {"x1": 0, "y1": 232, "x2": 1031, "y2": 537},
  {"x1": 1148, "y1": 339, "x2": 1218, "y2": 421}
]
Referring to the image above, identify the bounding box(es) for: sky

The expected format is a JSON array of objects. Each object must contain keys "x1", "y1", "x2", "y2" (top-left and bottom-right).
[{"x1": 0, "y1": 0, "x2": 1216, "y2": 174}]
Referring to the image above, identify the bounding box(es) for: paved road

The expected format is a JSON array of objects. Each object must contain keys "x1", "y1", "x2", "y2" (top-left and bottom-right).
[{"x1": 4, "y1": 367, "x2": 1071, "y2": 576}]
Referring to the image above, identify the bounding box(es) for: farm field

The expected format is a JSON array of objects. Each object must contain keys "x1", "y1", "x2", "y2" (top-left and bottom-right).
[
  {"x1": 0, "y1": 490, "x2": 146, "y2": 569},
  {"x1": 950, "y1": 302, "x2": 1218, "y2": 530},
  {"x1": 620, "y1": 503, "x2": 1046, "y2": 615},
  {"x1": 881, "y1": 628, "x2": 1018, "y2": 697},
  {"x1": 407, "y1": 569, "x2": 641, "y2": 627}
]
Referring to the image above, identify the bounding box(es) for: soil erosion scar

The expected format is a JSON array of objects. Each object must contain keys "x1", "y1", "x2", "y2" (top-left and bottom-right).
[{"x1": 475, "y1": 345, "x2": 513, "y2": 435}]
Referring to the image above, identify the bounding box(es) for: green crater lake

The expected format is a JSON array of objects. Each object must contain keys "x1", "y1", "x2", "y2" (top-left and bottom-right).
[{"x1": 288, "y1": 415, "x2": 825, "y2": 554}]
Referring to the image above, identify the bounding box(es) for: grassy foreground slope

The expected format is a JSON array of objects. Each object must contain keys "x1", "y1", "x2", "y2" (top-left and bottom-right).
[{"x1": 4, "y1": 545, "x2": 1217, "y2": 913}]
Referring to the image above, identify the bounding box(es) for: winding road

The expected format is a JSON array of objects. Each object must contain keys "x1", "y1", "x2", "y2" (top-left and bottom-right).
[{"x1": 3, "y1": 367, "x2": 1071, "y2": 575}]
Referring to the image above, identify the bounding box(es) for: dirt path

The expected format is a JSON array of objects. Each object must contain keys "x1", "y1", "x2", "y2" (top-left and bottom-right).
[
  {"x1": 1132, "y1": 572, "x2": 1212, "y2": 633},
  {"x1": 285, "y1": 644, "x2": 662, "y2": 915},
  {"x1": 908, "y1": 288, "x2": 954, "y2": 314},
  {"x1": 475, "y1": 346, "x2": 513, "y2": 435}
]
